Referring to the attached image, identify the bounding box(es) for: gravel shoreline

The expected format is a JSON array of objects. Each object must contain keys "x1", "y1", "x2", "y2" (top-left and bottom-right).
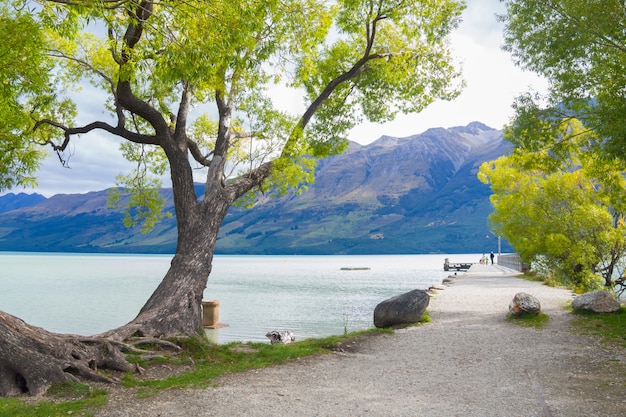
[{"x1": 97, "y1": 265, "x2": 626, "y2": 417}]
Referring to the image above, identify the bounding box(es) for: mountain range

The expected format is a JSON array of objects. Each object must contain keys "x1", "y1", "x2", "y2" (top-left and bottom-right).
[{"x1": 0, "y1": 122, "x2": 512, "y2": 255}]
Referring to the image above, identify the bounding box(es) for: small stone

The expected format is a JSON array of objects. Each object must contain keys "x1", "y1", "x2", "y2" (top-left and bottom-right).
[
  {"x1": 572, "y1": 291, "x2": 621, "y2": 313},
  {"x1": 509, "y1": 292, "x2": 541, "y2": 316}
]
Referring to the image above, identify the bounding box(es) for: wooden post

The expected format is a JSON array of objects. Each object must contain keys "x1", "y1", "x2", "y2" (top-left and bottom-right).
[{"x1": 202, "y1": 300, "x2": 220, "y2": 328}]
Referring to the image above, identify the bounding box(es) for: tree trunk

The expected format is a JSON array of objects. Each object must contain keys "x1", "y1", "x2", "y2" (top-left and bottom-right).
[
  {"x1": 100, "y1": 247, "x2": 215, "y2": 341},
  {"x1": 0, "y1": 309, "x2": 182, "y2": 396},
  {"x1": 0, "y1": 193, "x2": 229, "y2": 396},
  {"x1": 0, "y1": 311, "x2": 139, "y2": 396},
  {"x1": 101, "y1": 192, "x2": 230, "y2": 341},
  {"x1": 0, "y1": 112, "x2": 248, "y2": 396}
]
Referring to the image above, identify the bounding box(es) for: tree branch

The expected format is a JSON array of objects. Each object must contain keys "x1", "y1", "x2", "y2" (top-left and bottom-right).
[
  {"x1": 174, "y1": 84, "x2": 191, "y2": 149},
  {"x1": 45, "y1": 0, "x2": 129, "y2": 7},
  {"x1": 226, "y1": 161, "x2": 273, "y2": 201},
  {"x1": 33, "y1": 119, "x2": 160, "y2": 152},
  {"x1": 187, "y1": 138, "x2": 212, "y2": 167},
  {"x1": 282, "y1": 12, "x2": 385, "y2": 157},
  {"x1": 121, "y1": 1, "x2": 154, "y2": 64},
  {"x1": 47, "y1": 50, "x2": 116, "y2": 96}
]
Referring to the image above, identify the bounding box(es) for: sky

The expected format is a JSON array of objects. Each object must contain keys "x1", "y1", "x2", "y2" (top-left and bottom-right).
[{"x1": 6, "y1": 0, "x2": 547, "y2": 198}]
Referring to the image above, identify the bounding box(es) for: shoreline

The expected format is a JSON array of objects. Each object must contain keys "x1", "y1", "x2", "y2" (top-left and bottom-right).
[{"x1": 97, "y1": 266, "x2": 626, "y2": 417}]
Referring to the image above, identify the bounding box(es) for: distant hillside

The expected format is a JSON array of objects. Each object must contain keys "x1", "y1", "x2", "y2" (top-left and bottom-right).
[
  {"x1": 0, "y1": 122, "x2": 512, "y2": 254},
  {"x1": 0, "y1": 192, "x2": 46, "y2": 214},
  {"x1": 219, "y1": 121, "x2": 511, "y2": 254}
]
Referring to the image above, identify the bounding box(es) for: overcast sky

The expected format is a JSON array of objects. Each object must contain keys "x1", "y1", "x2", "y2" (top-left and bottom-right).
[{"x1": 6, "y1": 0, "x2": 546, "y2": 198}]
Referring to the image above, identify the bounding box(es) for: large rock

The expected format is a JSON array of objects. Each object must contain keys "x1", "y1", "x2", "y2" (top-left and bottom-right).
[
  {"x1": 509, "y1": 292, "x2": 541, "y2": 316},
  {"x1": 373, "y1": 289, "x2": 429, "y2": 328},
  {"x1": 572, "y1": 291, "x2": 621, "y2": 313}
]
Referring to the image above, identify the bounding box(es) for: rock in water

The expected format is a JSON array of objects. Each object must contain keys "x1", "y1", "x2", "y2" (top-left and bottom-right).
[
  {"x1": 265, "y1": 330, "x2": 295, "y2": 344},
  {"x1": 373, "y1": 289, "x2": 429, "y2": 328},
  {"x1": 509, "y1": 292, "x2": 541, "y2": 316},
  {"x1": 572, "y1": 291, "x2": 621, "y2": 313}
]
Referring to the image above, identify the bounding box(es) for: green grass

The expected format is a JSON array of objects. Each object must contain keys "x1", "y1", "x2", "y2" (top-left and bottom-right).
[
  {"x1": 571, "y1": 306, "x2": 626, "y2": 348},
  {"x1": 0, "y1": 382, "x2": 107, "y2": 417},
  {"x1": 122, "y1": 329, "x2": 391, "y2": 395},
  {"x1": 419, "y1": 310, "x2": 431, "y2": 323},
  {"x1": 506, "y1": 312, "x2": 549, "y2": 328},
  {"x1": 0, "y1": 329, "x2": 391, "y2": 415},
  {"x1": 519, "y1": 270, "x2": 544, "y2": 282},
  {"x1": 518, "y1": 270, "x2": 565, "y2": 289}
]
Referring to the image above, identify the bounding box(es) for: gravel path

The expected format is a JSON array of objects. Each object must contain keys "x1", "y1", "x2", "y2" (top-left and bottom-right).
[{"x1": 97, "y1": 265, "x2": 626, "y2": 416}]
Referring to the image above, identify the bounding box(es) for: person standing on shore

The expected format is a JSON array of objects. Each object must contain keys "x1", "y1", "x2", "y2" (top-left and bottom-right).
[{"x1": 490, "y1": 252, "x2": 495, "y2": 265}]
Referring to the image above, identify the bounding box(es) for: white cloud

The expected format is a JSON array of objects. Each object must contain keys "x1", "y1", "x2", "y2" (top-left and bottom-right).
[
  {"x1": 348, "y1": 0, "x2": 548, "y2": 144},
  {"x1": 29, "y1": 134, "x2": 132, "y2": 197}
]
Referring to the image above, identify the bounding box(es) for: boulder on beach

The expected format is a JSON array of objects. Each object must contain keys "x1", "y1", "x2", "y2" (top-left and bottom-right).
[
  {"x1": 509, "y1": 292, "x2": 541, "y2": 316},
  {"x1": 572, "y1": 291, "x2": 621, "y2": 313},
  {"x1": 373, "y1": 289, "x2": 429, "y2": 328}
]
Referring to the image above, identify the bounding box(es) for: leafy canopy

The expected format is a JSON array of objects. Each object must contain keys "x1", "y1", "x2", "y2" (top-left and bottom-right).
[
  {"x1": 0, "y1": 4, "x2": 57, "y2": 190},
  {"x1": 479, "y1": 119, "x2": 626, "y2": 292},
  {"x1": 1, "y1": 0, "x2": 464, "y2": 230},
  {"x1": 502, "y1": 0, "x2": 626, "y2": 163}
]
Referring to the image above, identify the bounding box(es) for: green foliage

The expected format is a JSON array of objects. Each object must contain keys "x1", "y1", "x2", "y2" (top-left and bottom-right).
[
  {"x1": 506, "y1": 312, "x2": 549, "y2": 329},
  {"x1": 502, "y1": 0, "x2": 626, "y2": 162},
  {"x1": 0, "y1": 0, "x2": 464, "y2": 232},
  {"x1": 107, "y1": 143, "x2": 171, "y2": 232},
  {"x1": 122, "y1": 329, "x2": 390, "y2": 395},
  {"x1": 478, "y1": 120, "x2": 626, "y2": 292},
  {"x1": 0, "y1": 5, "x2": 55, "y2": 190},
  {"x1": 297, "y1": 0, "x2": 464, "y2": 144},
  {"x1": 0, "y1": 384, "x2": 106, "y2": 417},
  {"x1": 572, "y1": 307, "x2": 626, "y2": 349},
  {"x1": 419, "y1": 311, "x2": 431, "y2": 323}
]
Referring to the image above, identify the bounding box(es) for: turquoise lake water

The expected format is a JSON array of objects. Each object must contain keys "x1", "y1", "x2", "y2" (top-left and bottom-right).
[{"x1": 0, "y1": 252, "x2": 480, "y2": 343}]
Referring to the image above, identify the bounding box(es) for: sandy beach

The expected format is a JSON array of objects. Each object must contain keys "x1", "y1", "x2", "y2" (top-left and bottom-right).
[{"x1": 97, "y1": 265, "x2": 626, "y2": 417}]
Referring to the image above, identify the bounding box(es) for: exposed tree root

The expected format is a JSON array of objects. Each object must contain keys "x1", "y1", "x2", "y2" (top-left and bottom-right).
[{"x1": 0, "y1": 311, "x2": 181, "y2": 397}]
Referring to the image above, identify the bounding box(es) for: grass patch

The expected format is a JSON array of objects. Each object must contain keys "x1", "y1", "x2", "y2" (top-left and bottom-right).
[
  {"x1": 506, "y1": 312, "x2": 549, "y2": 328},
  {"x1": 420, "y1": 310, "x2": 431, "y2": 323},
  {"x1": 0, "y1": 384, "x2": 106, "y2": 417},
  {"x1": 571, "y1": 306, "x2": 626, "y2": 348},
  {"x1": 519, "y1": 270, "x2": 544, "y2": 283},
  {"x1": 0, "y1": 329, "x2": 390, "y2": 415},
  {"x1": 46, "y1": 381, "x2": 107, "y2": 401},
  {"x1": 122, "y1": 328, "x2": 390, "y2": 395},
  {"x1": 518, "y1": 271, "x2": 567, "y2": 290}
]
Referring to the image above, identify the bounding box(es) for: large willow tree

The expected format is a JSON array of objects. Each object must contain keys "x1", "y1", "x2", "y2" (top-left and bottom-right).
[
  {"x1": 496, "y1": 0, "x2": 626, "y2": 289},
  {"x1": 0, "y1": 0, "x2": 464, "y2": 396}
]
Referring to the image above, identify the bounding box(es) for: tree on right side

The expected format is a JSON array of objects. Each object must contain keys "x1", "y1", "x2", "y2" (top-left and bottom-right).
[
  {"x1": 478, "y1": 120, "x2": 626, "y2": 292},
  {"x1": 491, "y1": 0, "x2": 626, "y2": 291}
]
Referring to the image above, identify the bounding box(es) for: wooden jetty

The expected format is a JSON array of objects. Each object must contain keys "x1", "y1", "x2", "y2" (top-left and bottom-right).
[{"x1": 443, "y1": 258, "x2": 473, "y2": 271}]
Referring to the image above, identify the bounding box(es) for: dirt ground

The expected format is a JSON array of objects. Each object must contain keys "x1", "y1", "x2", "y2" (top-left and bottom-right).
[{"x1": 96, "y1": 266, "x2": 626, "y2": 417}]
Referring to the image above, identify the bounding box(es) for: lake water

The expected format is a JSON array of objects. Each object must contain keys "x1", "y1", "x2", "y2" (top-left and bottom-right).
[{"x1": 0, "y1": 252, "x2": 479, "y2": 344}]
